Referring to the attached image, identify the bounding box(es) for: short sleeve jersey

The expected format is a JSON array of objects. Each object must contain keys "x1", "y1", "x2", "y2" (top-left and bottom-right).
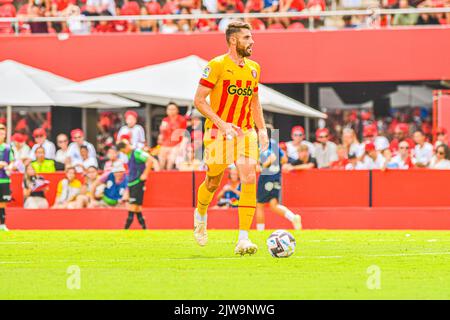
[{"x1": 199, "y1": 54, "x2": 261, "y2": 131}]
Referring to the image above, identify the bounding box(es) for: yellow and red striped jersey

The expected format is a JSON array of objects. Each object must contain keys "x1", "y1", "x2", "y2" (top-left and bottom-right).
[{"x1": 199, "y1": 54, "x2": 261, "y2": 131}]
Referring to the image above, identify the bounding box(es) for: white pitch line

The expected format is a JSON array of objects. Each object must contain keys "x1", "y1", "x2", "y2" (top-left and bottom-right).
[{"x1": 365, "y1": 251, "x2": 450, "y2": 258}]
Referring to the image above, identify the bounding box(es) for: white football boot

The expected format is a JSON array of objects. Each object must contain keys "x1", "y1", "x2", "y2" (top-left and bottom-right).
[
  {"x1": 292, "y1": 214, "x2": 302, "y2": 230},
  {"x1": 0, "y1": 224, "x2": 9, "y2": 231},
  {"x1": 234, "y1": 239, "x2": 258, "y2": 256},
  {"x1": 193, "y1": 209, "x2": 208, "y2": 246}
]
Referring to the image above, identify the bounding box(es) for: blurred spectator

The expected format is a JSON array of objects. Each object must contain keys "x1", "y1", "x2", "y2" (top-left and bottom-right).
[
  {"x1": 389, "y1": 140, "x2": 413, "y2": 169},
  {"x1": 30, "y1": 128, "x2": 56, "y2": 160},
  {"x1": 215, "y1": 167, "x2": 240, "y2": 208},
  {"x1": 279, "y1": 0, "x2": 305, "y2": 27},
  {"x1": 72, "y1": 165, "x2": 104, "y2": 208},
  {"x1": 313, "y1": 128, "x2": 337, "y2": 168},
  {"x1": 89, "y1": 162, "x2": 128, "y2": 207},
  {"x1": 67, "y1": 128, "x2": 97, "y2": 164},
  {"x1": 53, "y1": 166, "x2": 82, "y2": 209},
  {"x1": 245, "y1": 0, "x2": 263, "y2": 12},
  {"x1": 27, "y1": 0, "x2": 51, "y2": 33},
  {"x1": 362, "y1": 124, "x2": 390, "y2": 152},
  {"x1": 196, "y1": 5, "x2": 218, "y2": 31},
  {"x1": 393, "y1": 0, "x2": 419, "y2": 26},
  {"x1": 435, "y1": 127, "x2": 448, "y2": 148},
  {"x1": 330, "y1": 145, "x2": 349, "y2": 169},
  {"x1": 342, "y1": 128, "x2": 364, "y2": 158},
  {"x1": 82, "y1": 0, "x2": 115, "y2": 16},
  {"x1": 412, "y1": 130, "x2": 433, "y2": 167},
  {"x1": 73, "y1": 145, "x2": 98, "y2": 173},
  {"x1": 22, "y1": 164, "x2": 49, "y2": 209},
  {"x1": 31, "y1": 146, "x2": 56, "y2": 173},
  {"x1": 66, "y1": 4, "x2": 90, "y2": 34},
  {"x1": 138, "y1": 5, "x2": 157, "y2": 32},
  {"x1": 416, "y1": 0, "x2": 441, "y2": 25},
  {"x1": 390, "y1": 123, "x2": 415, "y2": 154},
  {"x1": 361, "y1": 142, "x2": 385, "y2": 169},
  {"x1": 345, "y1": 152, "x2": 365, "y2": 170},
  {"x1": 158, "y1": 102, "x2": 187, "y2": 170},
  {"x1": 285, "y1": 126, "x2": 315, "y2": 161},
  {"x1": 429, "y1": 144, "x2": 450, "y2": 169},
  {"x1": 55, "y1": 133, "x2": 70, "y2": 167},
  {"x1": 11, "y1": 133, "x2": 31, "y2": 173},
  {"x1": 343, "y1": 15, "x2": 357, "y2": 28},
  {"x1": 218, "y1": 5, "x2": 238, "y2": 31},
  {"x1": 102, "y1": 146, "x2": 123, "y2": 173},
  {"x1": 177, "y1": 143, "x2": 204, "y2": 171},
  {"x1": 178, "y1": 7, "x2": 194, "y2": 32},
  {"x1": 117, "y1": 110, "x2": 146, "y2": 149},
  {"x1": 283, "y1": 144, "x2": 317, "y2": 171},
  {"x1": 160, "y1": 18, "x2": 180, "y2": 33},
  {"x1": 218, "y1": 0, "x2": 244, "y2": 12}
]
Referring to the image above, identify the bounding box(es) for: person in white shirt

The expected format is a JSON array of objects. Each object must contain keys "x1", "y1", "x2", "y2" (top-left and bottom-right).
[
  {"x1": 73, "y1": 145, "x2": 98, "y2": 173},
  {"x1": 388, "y1": 141, "x2": 413, "y2": 169},
  {"x1": 11, "y1": 133, "x2": 31, "y2": 173},
  {"x1": 285, "y1": 125, "x2": 315, "y2": 160},
  {"x1": 362, "y1": 124, "x2": 390, "y2": 152},
  {"x1": 29, "y1": 128, "x2": 56, "y2": 161},
  {"x1": 412, "y1": 130, "x2": 433, "y2": 167},
  {"x1": 55, "y1": 133, "x2": 70, "y2": 166},
  {"x1": 342, "y1": 128, "x2": 364, "y2": 158},
  {"x1": 84, "y1": 0, "x2": 116, "y2": 16},
  {"x1": 345, "y1": 153, "x2": 365, "y2": 170},
  {"x1": 429, "y1": 144, "x2": 450, "y2": 170},
  {"x1": 117, "y1": 110, "x2": 146, "y2": 149},
  {"x1": 314, "y1": 128, "x2": 337, "y2": 168},
  {"x1": 361, "y1": 142, "x2": 385, "y2": 169},
  {"x1": 67, "y1": 128, "x2": 97, "y2": 165}
]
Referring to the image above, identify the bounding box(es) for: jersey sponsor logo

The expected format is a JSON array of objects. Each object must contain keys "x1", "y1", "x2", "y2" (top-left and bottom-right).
[
  {"x1": 202, "y1": 66, "x2": 211, "y2": 78},
  {"x1": 227, "y1": 85, "x2": 253, "y2": 96},
  {"x1": 226, "y1": 69, "x2": 234, "y2": 75}
]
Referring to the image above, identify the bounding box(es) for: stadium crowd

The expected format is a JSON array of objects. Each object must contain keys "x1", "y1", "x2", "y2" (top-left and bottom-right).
[
  {"x1": 3, "y1": 101, "x2": 449, "y2": 209},
  {"x1": 0, "y1": 0, "x2": 449, "y2": 34}
]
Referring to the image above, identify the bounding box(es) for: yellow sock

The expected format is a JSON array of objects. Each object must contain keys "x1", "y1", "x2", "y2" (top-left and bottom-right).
[
  {"x1": 238, "y1": 183, "x2": 256, "y2": 230},
  {"x1": 196, "y1": 180, "x2": 215, "y2": 215}
]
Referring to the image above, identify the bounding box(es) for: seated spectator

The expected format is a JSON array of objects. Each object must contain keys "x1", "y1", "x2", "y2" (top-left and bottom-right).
[
  {"x1": 218, "y1": 0, "x2": 244, "y2": 13},
  {"x1": 279, "y1": 0, "x2": 306, "y2": 27},
  {"x1": 158, "y1": 102, "x2": 187, "y2": 170},
  {"x1": 160, "y1": 18, "x2": 180, "y2": 34},
  {"x1": 0, "y1": 1, "x2": 16, "y2": 34},
  {"x1": 196, "y1": 6, "x2": 218, "y2": 31},
  {"x1": 313, "y1": 128, "x2": 337, "y2": 168},
  {"x1": 283, "y1": 144, "x2": 317, "y2": 171},
  {"x1": 342, "y1": 128, "x2": 364, "y2": 158},
  {"x1": 27, "y1": 0, "x2": 51, "y2": 33},
  {"x1": 89, "y1": 162, "x2": 128, "y2": 208},
  {"x1": 23, "y1": 164, "x2": 49, "y2": 209},
  {"x1": 31, "y1": 146, "x2": 56, "y2": 173},
  {"x1": 82, "y1": 0, "x2": 115, "y2": 16},
  {"x1": 345, "y1": 152, "x2": 365, "y2": 170},
  {"x1": 215, "y1": 168, "x2": 241, "y2": 208},
  {"x1": 429, "y1": 144, "x2": 450, "y2": 169},
  {"x1": 30, "y1": 128, "x2": 56, "y2": 160},
  {"x1": 393, "y1": 0, "x2": 419, "y2": 26},
  {"x1": 218, "y1": 5, "x2": 238, "y2": 31},
  {"x1": 73, "y1": 145, "x2": 98, "y2": 173},
  {"x1": 71, "y1": 165, "x2": 104, "y2": 208},
  {"x1": 138, "y1": 5, "x2": 157, "y2": 32},
  {"x1": 52, "y1": 166, "x2": 82, "y2": 209},
  {"x1": 362, "y1": 124, "x2": 390, "y2": 153},
  {"x1": 102, "y1": 146, "x2": 123, "y2": 173},
  {"x1": 361, "y1": 142, "x2": 385, "y2": 169},
  {"x1": 330, "y1": 145, "x2": 349, "y2": 169},
  {"x1": 342, "y1": 15, "x2": 357, "y2": 28},
  {"x1": 11, "y1": 133, "x2": 31, "y2": 173},
  {"x1": 178, "y1": 144, "x2": 204, "y2": 171},
  {"x1": 384, "y1": 142, "x2": 413, "y2": 169},
  {"x1": 285, "y1": 125, "x2": 315, "y2": 161},
  {"x1": 412, "y1": 130, "x2": 433, "y2": 167},
  {"x1": 65, "y1": 4, "x2": 90, "y2": 34},
  {"x1": 434, "y1": 127, "x2": 448, "y2": 149},
  {"x1": 177, "y1": 7, "x2": 194, "y2": 32},
  {"x1": 390, "y1": 123, "x2": 415, "y2": 155},
  {"x1": 67, "y1": 128, "x2": 97, "y2": 165},
  {"x1": 245, "y1": 0, "x2": 263, "y2": 12},
  {"x1": 55, "y1": 133, "x2": 70, "y2": 168}
]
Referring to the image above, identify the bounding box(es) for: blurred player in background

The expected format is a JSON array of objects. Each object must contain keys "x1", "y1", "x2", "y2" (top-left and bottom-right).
[
  {"x1": 117, "y1": 139, "x2": 159, "y2": 230},
  {"x1": 256, "y1": 131, "x2": 302, "y2": 231},
  {"x1": 193, "y1": 21, "x2": 269, "y2": 255},
  {"x1": 0, "y1": 124, "x2": 14, "y2": 231}
]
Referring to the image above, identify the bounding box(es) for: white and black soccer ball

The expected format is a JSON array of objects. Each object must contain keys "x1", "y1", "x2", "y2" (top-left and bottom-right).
[{"x1": 267, "y1": 229, "x2": 296, "y2": 258}]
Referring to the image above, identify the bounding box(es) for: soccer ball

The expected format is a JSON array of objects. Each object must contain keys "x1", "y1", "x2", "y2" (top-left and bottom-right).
[{"x1": 267, "y1": 229, "x2": 296, "y2": 258}]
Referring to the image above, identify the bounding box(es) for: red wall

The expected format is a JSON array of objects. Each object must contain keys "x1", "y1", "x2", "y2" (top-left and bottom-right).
[
  {"x1": 1, "y1": 27, "x2": 450, "y2": 83},
  {"x1": 9, "y1": 170, "x2": 450, "y2": 208}
]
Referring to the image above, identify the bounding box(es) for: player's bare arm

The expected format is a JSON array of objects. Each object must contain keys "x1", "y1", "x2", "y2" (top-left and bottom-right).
[
  {"x1": 250, "y1": 92, "x2": 269, "y2": 151},
  {"x1": 194, "y1": 85, "x2": 240, "y2": 138}
]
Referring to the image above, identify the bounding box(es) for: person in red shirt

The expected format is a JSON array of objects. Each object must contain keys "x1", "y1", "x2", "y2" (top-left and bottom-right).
[
  {"x1": 218, "y1": 0, "x2": 244, "y2": 13},
  {"x1": 390, "y1": 123, "x2": 415, "y2": 155},
  {"x1": 158, "y1": 102, "x2": 187, "y2": 170},
  {"x1": 330, "y1": 145, "x2": 349, "y2": 169},
  {"x1": 279, "y1": 0, "x2": 306, "y2": 27}
]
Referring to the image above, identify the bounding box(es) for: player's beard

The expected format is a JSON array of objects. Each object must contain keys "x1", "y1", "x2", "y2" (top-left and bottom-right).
[{"x1": 236, "y1": 40, "x2": 252, "y2": 58}]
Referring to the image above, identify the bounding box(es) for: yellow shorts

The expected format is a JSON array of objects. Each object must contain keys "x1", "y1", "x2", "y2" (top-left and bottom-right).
[{"x1": 203, "y1": 128, "x2": 259, "y2": 177}]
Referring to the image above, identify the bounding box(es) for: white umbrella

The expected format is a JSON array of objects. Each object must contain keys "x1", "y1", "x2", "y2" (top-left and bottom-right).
[{"x1": 59, "y1": 55, "x2": 326, "y2": 118}]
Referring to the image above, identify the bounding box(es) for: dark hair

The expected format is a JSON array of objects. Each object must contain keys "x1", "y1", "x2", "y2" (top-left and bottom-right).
[
  {"x1": 80, "y1": 145, "x2": 88, "y2": 151},
  {"x1": 436, "y1": 144, "x2": 450, "y2": 160},
  {"x1": 167, "y1": 101, "x2": 179, "y2": 109},
  {"x1": 35, "y1": 146, "x2": 45, "y2": 154},
  {"x1": 116, "y1": 141, "x2": 127, "y2": 151},
  {"x1": 225, "y1": 21, "x2": 251, "y2": 44}
]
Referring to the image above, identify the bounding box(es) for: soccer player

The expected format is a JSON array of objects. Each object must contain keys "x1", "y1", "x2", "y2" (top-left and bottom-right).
[
  {"x1": 0, "y1": 124, "x2": 14, "y2": 231},
  {"x1": 116, "y1": 139, "x2": 159, "y2": 230},
  {"x1": 256, "y1": 138, "x2": 302, "y2": 231},
  {"x1": 193, "y1": 21, "x2": 269, "y2": 255}
]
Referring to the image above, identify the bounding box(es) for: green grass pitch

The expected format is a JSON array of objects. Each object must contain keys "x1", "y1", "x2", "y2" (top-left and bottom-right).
[{"x1": 1, "y1": 230, "x2": 450, "y2": 299}]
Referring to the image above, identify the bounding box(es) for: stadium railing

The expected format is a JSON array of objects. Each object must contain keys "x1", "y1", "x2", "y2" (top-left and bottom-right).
[{"x1": 0, "y1": 8, "x2": 449, "y2": 35}]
